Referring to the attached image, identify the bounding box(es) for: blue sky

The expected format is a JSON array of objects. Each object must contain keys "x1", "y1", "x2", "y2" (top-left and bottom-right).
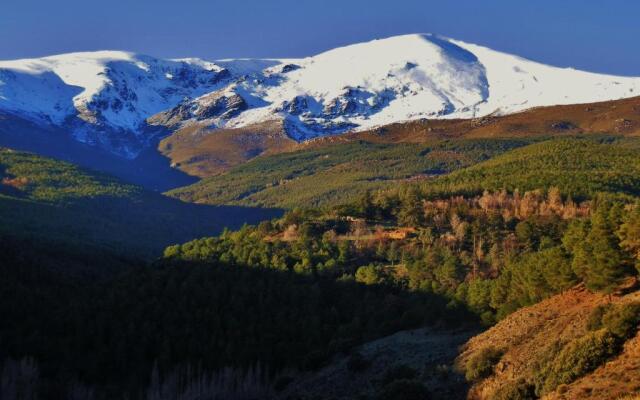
[{"x1": 2, "y1": 0, "x2": 639, "y2": 75}]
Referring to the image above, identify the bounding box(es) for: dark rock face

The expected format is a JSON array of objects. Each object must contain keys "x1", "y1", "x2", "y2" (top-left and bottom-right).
[
  {"x1": 193, "y1": 91, "x2": 248, "y2": 120},
  {"x1": 323, "y1": 87, "x2": 395, "y2": 117},
  {"x1": 280, "y1": 64, "x2": 301, "y2": 73},
  {"x1": 282, "y1": 116, "x2": 357, "y2": 141},
  {"x1": 280, "y1": 96, "x2": 311, "y2": 115},
  {"x1": 271, "y1": 87, "x2": 398, "y2": 141},
  {"x1": 149, "y1": 88, "x2": 249, "y2": 131},
  {"x1": 209, "y1": 68, "x2": 231, "y2": 84}
]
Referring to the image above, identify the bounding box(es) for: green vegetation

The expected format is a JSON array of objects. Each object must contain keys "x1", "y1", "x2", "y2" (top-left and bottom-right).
[
  {"x1": 0, "y1": 148, "x2": 280, "y2": 258},
  {"x1": 0, "y1": 232, "x2": 468, "y2": 398},
  {"x1": 539, "y1": 329, "x2": 620, "y2": 394},
  {"x1": 618, "y1": 203, "x2": 640, "y2": 273},
  {"x1": 493, "y1": 379, "x2": 537, "y2": 400},
  {"x1": 588, "y1": 302, "x2": 640, "y2": 340},
  {"x1": 168, "y1": 138, "x2": 531, "y2": 208},
  {"x1": 464, "y1": 347, "x2": 503, "y2": 381},
  {"x1": 0, "y1": 148, "x2": 140, "y2": 202},
  {"x1": 421, "y1": 137, "x2": 640, "y2": 200},
  {"x1": 563, "y1": 202, "x2": 633, "y2": 293},
  {"x1": 476, "y1": 300, "x2": 640, "y2": 398},
  {"x1": 4, "y1": 135, "x2": 640, "y2": 398},
  {"x1": 169, "y1": 136, "x2": 640, "y2": 209},
  {"x1": 165, "y1": 189, "x2": 638, "y2": 325}
]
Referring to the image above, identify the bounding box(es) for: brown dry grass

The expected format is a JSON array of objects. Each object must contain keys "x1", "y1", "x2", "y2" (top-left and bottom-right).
[
  {"x1": 457, "y1": 283, "x2": 640, "y2": 400},
  {"x1": 157, "y1": 120, "x2": 297, "y2": 177}
]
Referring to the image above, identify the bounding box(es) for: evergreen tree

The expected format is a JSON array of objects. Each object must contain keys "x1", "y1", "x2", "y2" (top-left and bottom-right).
[
  {"x1": 618, "y1": 203, "x2": 640, "y2": 273},
  {"x1": 397, "y1": 186, "x2": 423, "y2": 226},
  {"x1": 358, "y1": 190, "x2": 375, "y2": 219},
  {"x1": 583, "y1": 209, "x2": 625, "y2": 293}
]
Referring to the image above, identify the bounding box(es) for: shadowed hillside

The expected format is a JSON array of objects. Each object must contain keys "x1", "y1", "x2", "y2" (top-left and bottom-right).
[
  {"x1": 0, "y1": 147, "x2": 281, "y2": 259},
  {"x1": 0, "y1": 111, "x2": 201, "y2": 191}
]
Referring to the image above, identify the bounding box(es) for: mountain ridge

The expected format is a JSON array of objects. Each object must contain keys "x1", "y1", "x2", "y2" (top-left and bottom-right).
[{"x1": 2, "y1": 34, "x2": 640, "y2": 158}]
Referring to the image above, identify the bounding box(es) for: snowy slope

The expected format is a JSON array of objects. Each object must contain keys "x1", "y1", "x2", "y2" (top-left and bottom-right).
[
  {"x1": 1, "y1": 34, "x2": 640, "y2": 157},
  {"x1": 0, "y1": 51, "x2": 230, "y2": 157},
  {"x1": 210, "y1": 34, "x2": 640, "y2": 139},
  {"x1": 452, "y1": 38, "x2": 640, "y2": 116}
]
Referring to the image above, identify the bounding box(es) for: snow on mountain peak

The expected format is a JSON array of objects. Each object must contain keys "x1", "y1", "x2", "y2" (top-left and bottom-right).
[
  {"x1": 201, "y1": 33, "x2": 640, "y2": 140},
  {"x1": 0, "y1": 51, "x2": 230, "y2": 157},
  {"x1": 218, "y1": 34, "x2": 490, "y2": 139},
  {"x1": 1, "y1": 35, "x2": 639, "y2": 157}
]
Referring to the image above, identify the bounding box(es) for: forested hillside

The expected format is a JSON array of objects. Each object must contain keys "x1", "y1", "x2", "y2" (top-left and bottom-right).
[
  {"x1": 168, "y1": 138, "x2": 532, "y2": 208},
  {"x1": 2, "y1": 137, "x2": 639, "y2": 399},
  {"x1": 3, "y1": 9, "x2": 640, "y2": 400},
  {"x1": 421, "y1": 137, "x2": 640, "y2": 200},
  {"x1": 168, "y1": 136, "x2": 640, "y2": 209},
  {"x1": 0, "y1": 148, "x2": 280, "y2": 258}
]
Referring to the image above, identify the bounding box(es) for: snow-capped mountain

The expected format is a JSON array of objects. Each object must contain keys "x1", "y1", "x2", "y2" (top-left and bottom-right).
[
  {"x1": 2, "y1": 34, "x2": 640, "y2": 157},
  {"x1": 0, "y1": 51, "x2": 230, "y2": 157}
]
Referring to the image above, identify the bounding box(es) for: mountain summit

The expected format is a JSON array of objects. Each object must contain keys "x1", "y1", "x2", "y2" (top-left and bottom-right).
[{"x1": 1, "y1": 34, "x2": 639, "y2": 157}]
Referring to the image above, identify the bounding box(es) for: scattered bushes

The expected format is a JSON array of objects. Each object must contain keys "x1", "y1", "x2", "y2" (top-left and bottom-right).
[
  {"x1": 587, "y1": 302, "x2": 640, "y2": 340},
  {"x1": 586, "y1": 304, "x2": 608, "y2": 331},
  {"x1": 464, "y1": 347, "x2": 503, "y2": 381},
  {"x1": 492, "y1": 378, "x2": 537, "y2": 400},
  {"x1": 601, "y1": 302, "x2": 640, "y2": 339},
  {"x1": 540, "y1": 329, "x2": 620, "y2": 394},
  {"x1": 525, "y1": 303, "x2": 639, "y2": 397}
]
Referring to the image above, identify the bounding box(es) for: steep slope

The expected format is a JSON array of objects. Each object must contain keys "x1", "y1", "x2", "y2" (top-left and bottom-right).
[
  {"x1": 2, "y1": 34, "x2": 640, "y2": 162},
  {"x1": 424, "y1": 136, "x2": 640, "y2": 199},
  {"x1": 311, "y1": 94, "x2": 640, "y2": 145},
  {"x1": 157, "y1": 119, "x2": 298, "y2": 176},
  {"x1": 457, "y1": 284, "x2": 640, "y2": 400}
]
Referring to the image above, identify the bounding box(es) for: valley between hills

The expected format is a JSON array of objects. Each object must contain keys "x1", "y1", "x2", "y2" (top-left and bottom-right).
[{"x1": 1, "y1": 34, "x2": 640, "y2": 400}]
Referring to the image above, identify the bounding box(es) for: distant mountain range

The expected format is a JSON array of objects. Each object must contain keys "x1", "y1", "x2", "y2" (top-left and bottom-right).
[{"x1": 1, "y1": 34, "x2": 639, "y2": 159}]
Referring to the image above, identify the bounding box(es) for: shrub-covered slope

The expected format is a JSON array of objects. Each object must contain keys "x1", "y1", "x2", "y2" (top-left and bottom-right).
[
  {"x1": 457, "y1": 284, "x2": 640, "y2": 400},
  {"x1": 167, "y1": 138, "x2": 531, "y2": 208}
]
